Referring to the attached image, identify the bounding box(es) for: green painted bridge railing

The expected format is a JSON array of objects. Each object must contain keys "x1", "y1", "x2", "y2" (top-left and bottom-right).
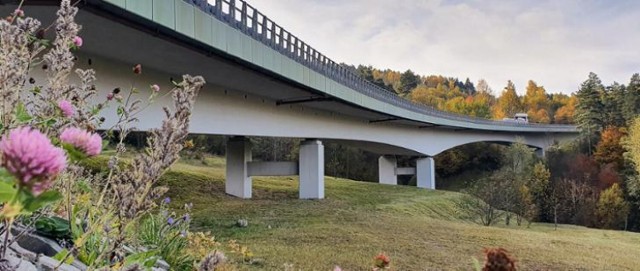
[{"x1": 96, "y1": 0, "x2": 578, "y2": 132}]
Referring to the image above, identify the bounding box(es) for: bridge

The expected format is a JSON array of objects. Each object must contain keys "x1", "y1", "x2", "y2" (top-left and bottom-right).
[{"x1": 5, "y1": 0, "x2": 579, "y2": 199}]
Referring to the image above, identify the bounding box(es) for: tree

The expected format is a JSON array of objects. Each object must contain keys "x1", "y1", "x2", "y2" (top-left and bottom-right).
[
  {"x1": 493, "y1": 80, "x2": 522, "y2": 120},
  {"x1": 399, "y1": 69, "x2": 420, "y2": 93},
  {"x1": 554, "y1": 95, "x2": 577, "y2": 124},
  {"x1": 523, "y1": 162, "x2": 551, "y2": 226},
  {"x1": 622, "y1": 117, "x2": 640, "y2": 198},
  {"x1": 594, "y1": 126, "x2": 626, "y2": 169},
  {"x1": 476, "y1": 79, "x2": 492, "y2": 95},
  {"x1": 464, "y1": 77, "x2": 476, "y2": 94},
  {"x1": 602, "y1": 82, "x2": 626, "y2": 127},
  {"x1": 499, "y1": 140, "x2": 536, "y2": 225},
  {"x1": 575, "y1": 72, "x2": 605, "y2": 144},
  {"x1": 596, "y1": 183, "x2": 629, "y2": 229},
  {"x1": 522, "y1": 80, "x2": 550, "y2": 123},
  {"x1": 461, "y1": 176, "x2": 508, "y2": 226},
  {"x1": 622, "y1": 73, "x2": 640, "y2": 124}
]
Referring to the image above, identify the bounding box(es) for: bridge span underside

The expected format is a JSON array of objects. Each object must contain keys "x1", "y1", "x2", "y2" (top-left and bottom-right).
[{"x1": 6, "y1": 2, "x2": 578, "y2": 199}]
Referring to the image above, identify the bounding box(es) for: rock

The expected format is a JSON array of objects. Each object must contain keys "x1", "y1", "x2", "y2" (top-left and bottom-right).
[
  {"x1": 3, "y1": 251, "x2": 38, "y2": 271},
  {"x1": 155, "y1": 259, "x2": 170, "y2": 270},
  {"x1": 9, "y1": 241, "x2": 38, "y2": 262},
  {"x1": 11, "y1": 227, "x2": 63, "y2": 257},
  {"x1": 236, "y1": 219, "x2": 248, "y2": 228},
  {"x1": 37, "y1": 255, "x2": 81, "y2": 271}
]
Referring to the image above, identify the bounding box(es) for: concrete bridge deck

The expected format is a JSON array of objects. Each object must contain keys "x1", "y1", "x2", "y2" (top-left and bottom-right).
[{"x1": 2, "y1": 0, "x2": 580, "y2": 199}]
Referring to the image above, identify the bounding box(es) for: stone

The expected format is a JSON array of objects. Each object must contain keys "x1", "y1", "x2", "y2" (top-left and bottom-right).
[
  {"x1": 11, "y1": 227, "x2": 63, "y2": 257},
  {"x1": 236, "y1": 219, "x2": 248, "y2": 227},
  {"x1": 155, "y1": 259, "x2": 170, "y2": 270},
  {"x1": 37, "y1": 255, "x2": 81, "y2": 271},
  {"x1": 3, "y1": 251, "x2": 38, "y2": 271},
  {"x1": 9, "y1": 241, "x2": 38, "y2": 262}
]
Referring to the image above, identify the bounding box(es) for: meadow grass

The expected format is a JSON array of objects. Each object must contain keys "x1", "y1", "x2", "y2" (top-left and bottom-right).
[{"x1": 146, "y1": 157, "x2": 640, "y2": 270}]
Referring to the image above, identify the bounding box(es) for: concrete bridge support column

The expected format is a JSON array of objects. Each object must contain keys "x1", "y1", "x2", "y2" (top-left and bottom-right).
[
  {"x1": 378, "y1": 155, "x2": 398, "y2": 185},
  {"x1": 299, "y1": 139, "x2": 324, "y2": 199},
  {"x1": 226, "y1": 137, "x2": 252, "y2": 198},
  {"x1": 416, "y1": 157, "x2": 436, "y2": 189},
  {"x1": 535, "y1": 148, "x2": 545, "y2": 159}
]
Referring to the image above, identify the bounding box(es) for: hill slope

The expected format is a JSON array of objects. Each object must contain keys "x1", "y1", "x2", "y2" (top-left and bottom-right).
[{"x1": 161, "y1": 157, "x2": 640, "y2": 270}]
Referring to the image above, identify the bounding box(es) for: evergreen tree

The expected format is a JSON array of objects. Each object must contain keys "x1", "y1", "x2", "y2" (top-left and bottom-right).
[
  {"x1": 399, "y1": 69, "x2": 420, "y2": 93},
  {"x1": 464, "y1": 77, "x2": 476, "y2": 94},
  {"x1": 602, "y1": 82, "x2": 626, "y2": 127},
  {"x1": 575, "y1": 72, "x2": 605, "y2": 140},
  {"x1": 623, "y1": 73, "x2": 640, "y2": 124}
]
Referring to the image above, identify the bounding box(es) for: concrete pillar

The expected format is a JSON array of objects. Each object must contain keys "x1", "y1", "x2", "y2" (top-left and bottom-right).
[
  {"x1": 225, "y1": 137, "x2": 252, "y2": 198},
  {"x1": 416, "y1": 157, "x2": 436, "y2": 189},
  {"x1": 299, "y1": 139, "x2": 324, "y2": 199},
  {"x1": 535, "y1": 148, "x2": 545, "y2": 159},
  {"x1": 378, "y1": 155, "x2": 397, "y2": 185}
]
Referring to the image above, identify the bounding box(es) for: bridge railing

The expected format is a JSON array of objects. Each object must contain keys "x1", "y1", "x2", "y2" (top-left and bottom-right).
[{"x1": 187, "y1": 0, "x2": 573, "y2": 130}]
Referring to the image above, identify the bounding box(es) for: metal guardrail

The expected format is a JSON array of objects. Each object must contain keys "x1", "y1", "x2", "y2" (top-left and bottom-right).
[{"x1": 186, "y1": 0, "x2": 576, "y2": 131}]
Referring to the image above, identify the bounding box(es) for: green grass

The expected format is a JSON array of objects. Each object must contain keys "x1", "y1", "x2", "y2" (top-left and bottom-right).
[{"x1": 154, "y1": 157, "x2": 640, "y2": 270}]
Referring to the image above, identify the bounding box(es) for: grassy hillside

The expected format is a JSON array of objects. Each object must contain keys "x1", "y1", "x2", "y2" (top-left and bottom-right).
[{"x1": 157, "y1": 157, "x2": 640, "y2": 270}]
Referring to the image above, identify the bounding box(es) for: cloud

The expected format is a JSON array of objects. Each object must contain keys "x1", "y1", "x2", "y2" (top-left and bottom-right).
[{"x1": 213, "y1": 0, "x2": 640, "y2": 94}]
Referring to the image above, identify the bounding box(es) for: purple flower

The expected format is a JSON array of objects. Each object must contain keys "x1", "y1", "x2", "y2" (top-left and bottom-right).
[
  {"x1": 163, "y1": 197, "x2": 171, "y2": 204},
  {"x1": 58, "y1": 100, "x2": 75, "y2": 118},
  {"x1": 0, "y1": 127, "x2": 67, "y2": 195},
  {"x1": 13, "y1": 9, "x2": 24, "y2": 17},
  {"x1": 72, "y1": 36, "x2": 83, "y2": 47},
  {"x1": 167, "y1": 217, "x2": 174, "y2": 225},
  {"x1": 106, "y1": 93, "x2": 114, "y2": 101},
  {"x1": 60, "y1": 127, "x2": 102, "y2": 156},
  {"x1": 151, "y1": 84, "x2": 160, "y2": 93},
  {"x1": 183, "y1": 213, "x2": 190, "y2": 222}
]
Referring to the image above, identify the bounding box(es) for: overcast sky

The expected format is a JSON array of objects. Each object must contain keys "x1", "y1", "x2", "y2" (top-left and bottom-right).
[{"x1": 219, "y1": 0, "x2": 640, "y2": 95}]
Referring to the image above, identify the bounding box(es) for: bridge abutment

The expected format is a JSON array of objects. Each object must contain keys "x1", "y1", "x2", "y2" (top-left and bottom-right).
[
  {"x1": 416, "y1": 157, "x2": 436, "y2": 189},
  {"x1": 299, "y1": 139, "x2": 325, "y2": 199},
  {"x1": 225, "y1": 136, "x2": 252, "y2": 199}
]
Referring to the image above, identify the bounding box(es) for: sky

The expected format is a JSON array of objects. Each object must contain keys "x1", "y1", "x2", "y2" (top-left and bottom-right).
[{"x1": 213, "y1": 0, "x2": 640, "y2": 95}]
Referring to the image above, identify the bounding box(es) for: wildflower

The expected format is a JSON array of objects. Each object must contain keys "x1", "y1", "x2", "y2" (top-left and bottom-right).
[
  {"x1": 183, "y1": 213, "x2": 190, "y2": 222},
  {"x1": 72, "y1": 36, "x2": 82, "y2": 47},
  {"x1": 13, "y1": 9, "x2": 24, "y2": 17},
  {"x1": 0, "y1": 127, "x2": 67, "y2": 195},
  {"x1": 482, "y1": 248, "x2": 516, "y2": 271},
  {"x1": 133, "y1": 64, "x2": 142, "y2": 74},
  {"x1": 333, "y1": 266, "x2": 342, "y2": 271},
  {"x1": 167, "y1": 217, "x2": 174, "y2": 225},
  {"x1": 60, "y1": 127, "x2": 102, "y2": 156},
  {"x1": 58, "y1": 100, "x2": 75, "y2": 118},
  {"x1": 373, "y1": 253, "x2": 390, "y2": 269},
  {"x1": 106, "y1": 93, "x2": 114, "y2": 101},
  {"x1": 151, "y1": 84, "x2": 160, "y2": 92},
  {"x1": 180, "y1": 230, "x2": 187, "y2": 237},
  {"x1": 184, "y1": 139, "x2": 194, "y2": 149},
  {"x1": 163, "y1": 197, "x2": 171, "y2": 204}
]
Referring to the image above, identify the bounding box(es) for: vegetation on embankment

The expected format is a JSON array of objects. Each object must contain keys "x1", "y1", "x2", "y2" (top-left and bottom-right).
[{"x1": 153, "y1": 157, "x2": 640, "y2": 270}]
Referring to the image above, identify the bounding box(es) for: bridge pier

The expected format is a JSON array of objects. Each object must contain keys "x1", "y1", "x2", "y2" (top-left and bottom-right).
[
  {"x1": 416, "y1": 157, "x2": 436, "y2": 189},
  {"x1": 378, "y1": 155, "x2": 398, "y2": 185},
  {"x1": 225, "y1": 137, "x2": 252, "y2": 198},
  {"x1": 299, "y1": 139, "x2": 325, "y2": 199},
  {"x1": 535, "y1": 148, "x2": 545, "y2": 158}
]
